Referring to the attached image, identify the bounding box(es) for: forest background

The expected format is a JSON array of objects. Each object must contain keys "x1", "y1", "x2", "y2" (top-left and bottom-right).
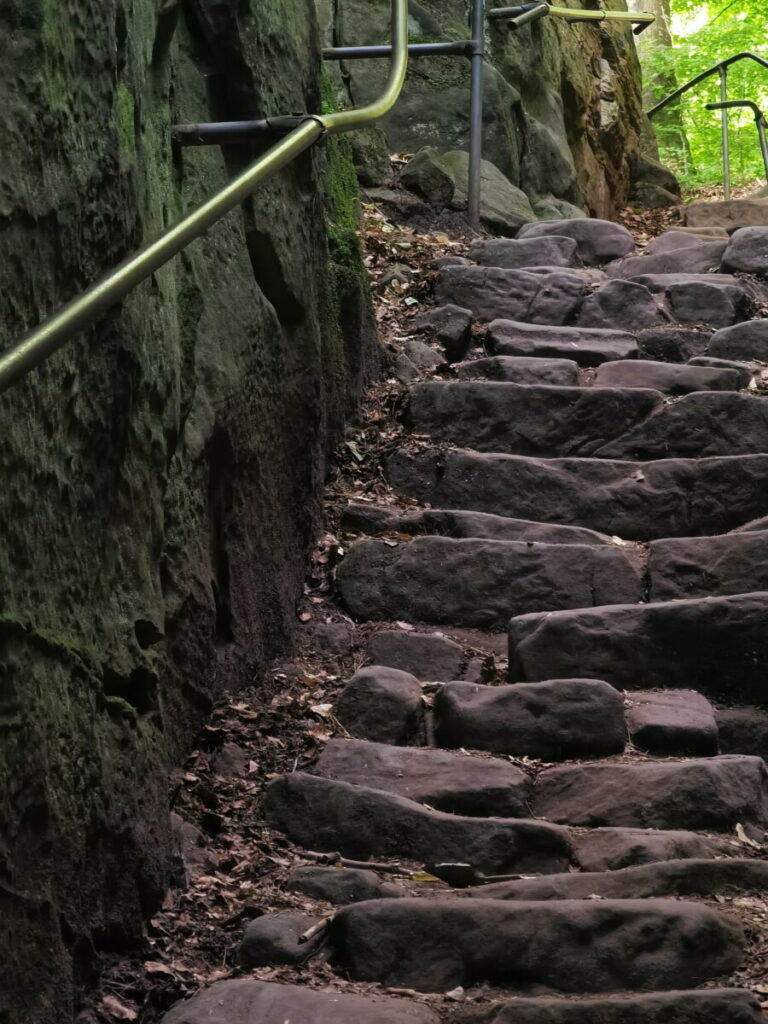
[{"x1": 633, "y1": 0, "x2": 767, "y2": 187}]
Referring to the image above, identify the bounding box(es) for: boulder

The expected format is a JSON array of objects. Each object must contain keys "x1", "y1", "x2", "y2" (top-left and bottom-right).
[
  {"x1": 685, "y1": 196, "x2": 768, "y2": 228},
  {"x1": 647, "y1": 230, "x2": 724, "y2": 255},
  {"x1": 717, "y1": 707, "x2": 768, "y2": 758},
  {"x1": 367, "y1": 630, "x2": 463, "y2": 681},
  {"x1": 264, "y1": 773, "x2": 572, "y2": 874},
  {"x1": 625, "y1": 690, "x2": 718, "y2": 756},
  {"x1": 328, "y1": 897, "x2": 743, "y2": 993},
  {"x1": 532, "y1": 756, "x2": 768, "y2": 832},
  {"x1": 628, "y1": 182, "x2": 680, "y2": 209},
  {"x1": 313, "y1": 737, "x2": 532, "y2": 817},
  {"x1": 436, "y1": 266, "x2": 586, "y2": 324},
  {"x1": 433, "y1": 678, "x2": 626, "y2": 759},
  {"x1": 403, "y1": 339, "x2": 443, "y2": 370},
  {"x1": 628, "y1": 274, "x2": 753, "y2": 328},
  {"x1": 518, "y1": 219, "x2": 635, "y2": 265},
  {"x1": 335, "y1": 666, "x2": 423, "y2": 745},
  {"x1": 401, "y1": 148, "x2": 536, "y2": 235},
  {"x1": 721, "y1": 226, "x2": 768, "y2": 274},
  {"x1": 509, "y1": 592, "x2": 768, "y2": 700},
  {"x1": 413, "y1": 304, "x2": 473, "y2": 363}
]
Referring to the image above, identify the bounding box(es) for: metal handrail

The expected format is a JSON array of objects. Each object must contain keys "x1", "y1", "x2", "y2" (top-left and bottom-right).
[
  {"x1": 647, "y1": 51, "x2": 768, "y2": 199},
  {"x1": 0, "y1": 0, "x2": 409, "y2": 395},
  {"x1": 489, "y1": 4, "x2": 655, "y2": 34},
  {"x1": 706, "y1": 99, "x2": 768, "y2": 181}
]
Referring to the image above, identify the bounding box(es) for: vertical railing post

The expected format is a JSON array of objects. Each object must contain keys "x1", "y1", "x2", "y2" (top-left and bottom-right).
[
  {"x1": 718, "y1": 65, "x2": 731, "y2": 200},
  {"x1": 756, "y1": 113, "x2": 768, "y2": 183},
  {"x1": 468, "y1": 0, "x2": 485, "y2": 231}
]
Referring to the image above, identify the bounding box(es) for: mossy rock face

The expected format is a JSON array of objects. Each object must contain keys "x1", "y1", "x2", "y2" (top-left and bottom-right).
[
  {"x1": 0, "y1": 2, "x2": 376, "y2": 1021},
  {"x1": 331, "y1": 0, "x2": 652, "y2": 218}
]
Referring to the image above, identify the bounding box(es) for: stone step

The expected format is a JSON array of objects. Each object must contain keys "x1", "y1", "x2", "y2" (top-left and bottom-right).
[
  {"x1": 336, "y1": 536, "x2": 641, "y2": 628},
  {"x1": 264, "y1": 773, "x2": 572, "y2": 875},
  {"x1": 387, "y1": 448, "x2": 768, "y2": 540},
  {"x1": 312, "y1": 738, "x2": 533, "y2": 818},
  {"x1": 531, "y1": 756, "x2": 768, "y2": 832},
  {"x1": 609, "y1": 241, "x2": 726, "y2": 279},
  {"x1": 487, "y1": 319, "x2": 638, "y2": 366},
  {"x1": 340, "y1": 503, "x2": 614, "y2": 545},
  {"x1": 647, "y1": 229, "x2": 729, "y2": 253},
  {"x1": 407, "y1": 382, "x2": 768, "y2": 459},
  {"x1": 594, "y1": 358, "x2": 743, "y2": 394},
  {"x1": 436, "y1": 265, "x2": 586, "y2": 324},
  {"x1": 709, "y1": 318, "x2": 768, "y2": 361},
  {"x1": 433, "y1": 678, "x2": 626, "y2": 760},
  {"x1": 468, "y1": 990, "x2": 763, "y2": 1024},
  {"x1": 637, "y1": 325, "x2": 711, "y2": 362},
  {"x1": 163, "y1": 980, "x2": 440, "y2": 1024},
  {"x1": 327, "y1": 897, "x2": 743, "y2": 994},
  {"x1": 624, "y1": 273, "x2": 755, "y2": 328},
  {"x1": 517, "y1": 218, "x2": 636, "y2": 265},
  {"x1": 455, "y1": 354, "x2": 580, "y2": 385},
  {"x1": 366, "y1": 630, "x2": 464, "y2": 681},
  {"x1": 576, "y1": 279, "x2": 660, "y2": 332},
  {"x1": 471, "y1": 857, "x2": 768, "y2": 902},
  {"x1": 689, "y1": 355, "x2": 754, "y2": 387},
  {"x1": 469, "y1": 235, "x2": 581, "y2": 270},
  {"x1": 625, "y1": 689, "x2": 718, "y2": 756},
  {"x1": 407, "y1": 381, "x2": 662, "y2": 456},
  {"x1": 509, "y1": 591, "x2": 768, "y2": 700},
  {"x1": 571, "y1": 826, "x2": 727, "y2": 871},
  {"x1": 648, "y1": 530, "x2": 768, "y2": 602}
]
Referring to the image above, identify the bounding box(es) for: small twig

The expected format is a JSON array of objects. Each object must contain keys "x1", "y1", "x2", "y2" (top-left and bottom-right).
[
  {"x1": 301, "y1": 849, "x2": 409, "y2": 875},
  {"x1": 299, "y1": 915, "x2": 333, "y2": 944}
]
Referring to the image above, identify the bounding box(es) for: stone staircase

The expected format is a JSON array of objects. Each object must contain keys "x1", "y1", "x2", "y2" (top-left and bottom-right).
[{"x1": 164, "y1": 217, "x2": 768, "y2": 1022}]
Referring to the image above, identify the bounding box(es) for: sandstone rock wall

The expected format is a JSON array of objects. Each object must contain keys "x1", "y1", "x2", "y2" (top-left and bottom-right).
[
  {"x1": 325, "y1": 0, "x2": 656, "y2": 218},
  {"x1": 0, "y1": 2, "x2": 377, "y2": 1020}
]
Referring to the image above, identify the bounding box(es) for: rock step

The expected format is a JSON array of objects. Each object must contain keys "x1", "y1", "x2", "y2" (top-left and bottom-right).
[
  {"x1": 432, "y1": 679, "x2": 626, "y2": 759},
  {"x1": 407, "y1": 382, "x2": 768, "y2": 458},
  {"x1": 625, "y1": 689, "x2": 718, "y2": 756},
  {"x1": 517, "y1": 218, "x2": 636, "y2": 265},
  {"x1": 336, "y1": 536, "x2": 641, "y2": 628},
  {"x1": 163, "y1": 979, "x2": 441, "y2": 1024},
  {"x1": 533, "y1": 756, "x2": 768, "y2": 832},
  {"x1": 387, "y1": 448, "x2": 768, "y2": 541},
  {"x1": 648, "y1": 530, "x2": 768, "y2": 602},
  {"x1": 509, "y1": 591, "x2": 768, "y2": 701},
  {"x1": 624, "y1": 273, "x2": 758, "y2": 329},
  {"x1": 313, "y1": 738, "x2": 534, "y2": 818},
  {"x1": 436, "y1": 266, "x2": 587, "y2": 325},
  {"x1": 487, "y1": 319, "x2": 638, "y2": 366},
  {"x1": 571, "y1": 826, "x2": 726, "y2": 872},
  {"x1": 608, "y1": 241, "x2": 726, "y2": 279},
  {"x1": 340, "y1": 504, "x2": 614, "y2": 545},
  {"x1": 455, "y1": 354, "x2": 580, "y2": 385},
  {"x1": 469, "y1": 857, "x2": 768, "y2": 901},
  {"x1": 466, "y1": 990, "x2": 763, "y2": 1024},
  {"x1": 327, "y1": 898, "x2": 743, "y2": 994},
  {"x1": 264, "y1": 773, "x2": 572, "y2": 875},
  {"x1": 593, "y1": 358, "x2": 743, "y2": 393},
  {"x1": 311, "y1": 740, "x2": 768, "y2": 834}
]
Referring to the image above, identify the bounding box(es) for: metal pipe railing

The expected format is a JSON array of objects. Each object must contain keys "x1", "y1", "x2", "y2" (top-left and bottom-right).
[
  {"x1": 322, "y1": 41, "x2": 474, "y2": 60},
  {"x1": 489, "y1": 4, "x2": 655, "y2": 34},
  {"x1": 646, "y1": 51, "x2": 768, "y2": 119},
  {"x1": 706, "y1": 99, "x2": 768, "y2": 184},
  {"x1": 647, "y1": 52, "x2": 768, "y2": 200},
  {"x1": 0, "y1": 0, "x2": 409, "y2": 395}
]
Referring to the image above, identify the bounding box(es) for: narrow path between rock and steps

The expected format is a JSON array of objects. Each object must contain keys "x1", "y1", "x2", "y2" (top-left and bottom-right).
[{"x1": 108, "y1": 212, "x2": 768, "y2": 1024}]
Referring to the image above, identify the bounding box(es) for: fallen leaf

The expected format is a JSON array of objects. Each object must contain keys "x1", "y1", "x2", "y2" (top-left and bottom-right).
[{"x1": 102, "y1": 996, "x2": 137, "y2": 1021}]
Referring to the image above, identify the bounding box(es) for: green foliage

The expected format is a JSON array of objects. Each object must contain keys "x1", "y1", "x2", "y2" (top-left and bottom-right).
[{"x1": 643, "y1": 0, "x2": 767, "y2": 186}]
